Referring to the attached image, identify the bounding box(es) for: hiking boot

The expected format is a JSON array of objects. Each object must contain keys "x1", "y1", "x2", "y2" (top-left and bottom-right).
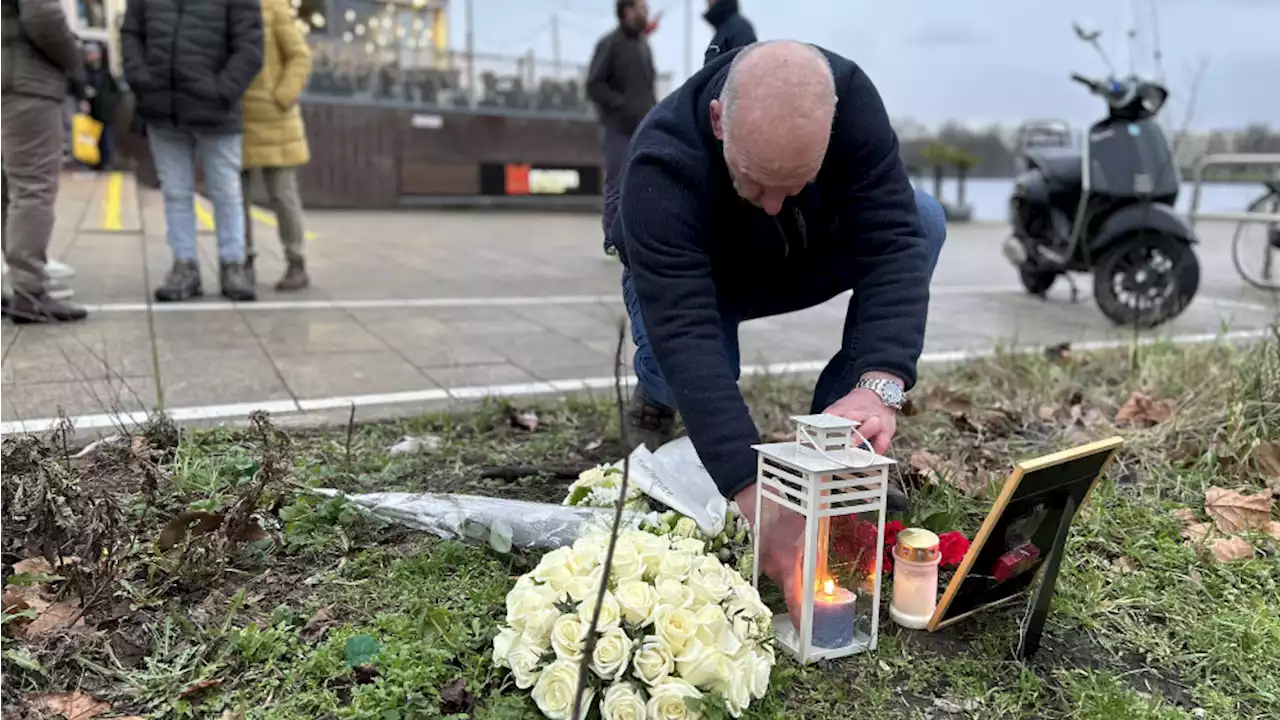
[
  {"x1": 623, "y1": 388, "x2": 676, "y2": 451},
  {"x1": 3, "y1": 290, "x2": 88, "y2": 324},
  {"x1": 219, "y1": 261, "x2": 257, "y2": 302},
  {"x1": 274, "y1": 257, "x2": 310, "y2": 291},
  {"x1": 155, "y1": 260, "x2": 202, "y2": 302}
]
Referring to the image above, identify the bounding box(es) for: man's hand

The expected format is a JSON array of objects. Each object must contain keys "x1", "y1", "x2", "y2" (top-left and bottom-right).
[
  {"x1": 736, "y1": 483, "x2": 805, "y2": 621},
  {"x1": 823, "y1": 372, "x2": 902, "y2": 455},
  {"x1": 78, "y1": 100, "x2": 91, "y2": 114}
]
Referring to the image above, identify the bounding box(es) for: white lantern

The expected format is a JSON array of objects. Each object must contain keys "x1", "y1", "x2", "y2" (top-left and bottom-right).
[{"x1": 751, "y1": 414, "x2": 894, "y2": 664}]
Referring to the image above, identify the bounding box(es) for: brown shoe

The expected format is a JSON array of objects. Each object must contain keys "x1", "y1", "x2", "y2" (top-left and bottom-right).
[
  {"x1": 623, "y1": 389, "x2": 676, "y2": 451},
  {"x1": 274, "y1": 258, "x2": 310, "y2": 292},
  {"x1": 3, "y1": 291, "x2": 89, "y2": 324}
]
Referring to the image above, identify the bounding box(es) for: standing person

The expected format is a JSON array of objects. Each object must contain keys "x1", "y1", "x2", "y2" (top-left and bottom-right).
[
  {"x1": 121, "y1": 0, "x2": 263, "y2": 302},
  {"x1": 586, "y1": 0, "x2": 657, "y2": 257},
  {"x1": 80, "y1": 41, "x2": 121, "y2": 171},
  {"x1": 611, "y1": 40, "x2": 951, "y2": 578},
  {"x1": 1, "y1": 0, "x2": 89, "y2": 323},
  {"x1": 241, "y1": 0, "x2": 313, "y2": 291},
  {"x1": 703, "y1": 0, "x2": 757, "y2": 65}
]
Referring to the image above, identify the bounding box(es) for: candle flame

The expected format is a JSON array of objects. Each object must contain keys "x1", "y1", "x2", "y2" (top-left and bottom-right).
[{"x1": 822, "y1": 578, "x2": 836, "y2": 595}]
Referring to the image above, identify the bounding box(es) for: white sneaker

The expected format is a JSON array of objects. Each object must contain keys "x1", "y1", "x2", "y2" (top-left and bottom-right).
[
  {"x1": 46, "y1": 279, "x2": 75, "y2": 301},
  {"x1": 45, "y1": 258, "x2": 76, "y2": 280}
]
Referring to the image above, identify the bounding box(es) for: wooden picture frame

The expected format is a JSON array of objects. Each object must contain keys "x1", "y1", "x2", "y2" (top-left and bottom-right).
[{"x1": 926, "y1": 436, "x2": 1124, "y2": 655}]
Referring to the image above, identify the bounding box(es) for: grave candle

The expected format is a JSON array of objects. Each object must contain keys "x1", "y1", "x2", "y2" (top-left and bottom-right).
[
  {"x1": 812, "y1": 578, "x2": 855, "y2": 648},
  {"x1": 890, "y1": 528, "x2": 941, "y2": 629}
]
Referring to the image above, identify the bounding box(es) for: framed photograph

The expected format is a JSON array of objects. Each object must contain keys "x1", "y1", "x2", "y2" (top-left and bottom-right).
[{"x1": 927, "y1": 436, "x2": 1124, "y2": 641}]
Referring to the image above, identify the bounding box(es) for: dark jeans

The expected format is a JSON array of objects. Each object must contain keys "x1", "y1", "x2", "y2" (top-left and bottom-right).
[
  {"x1": 600, "y1": 126, "x2": 631, "y2": 252},
  {"x1": 623, "y1": 187, "x2": 949, "y2": 413},
  {"x1": 96, "y1": 123, "x2": 114, "y2": 170}
]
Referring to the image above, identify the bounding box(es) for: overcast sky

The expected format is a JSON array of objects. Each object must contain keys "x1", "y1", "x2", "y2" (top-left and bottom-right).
[{"x1": 454, "y1": 0, "x2": 1278, "y2": 130}]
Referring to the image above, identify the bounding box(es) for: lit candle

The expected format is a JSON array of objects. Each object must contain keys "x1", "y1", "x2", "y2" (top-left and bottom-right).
[
  {"x1": 890, "y1": 528, "x2": 941, "y2": 629},
  {"x1": 811, "y1": 577, "x2": 856, "y2": 649}
]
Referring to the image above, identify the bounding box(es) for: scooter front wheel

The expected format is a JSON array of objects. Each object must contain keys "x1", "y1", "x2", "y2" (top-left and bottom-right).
[{"x1": 1093, "y1": 234, "x2": 1200, "y2": 328}]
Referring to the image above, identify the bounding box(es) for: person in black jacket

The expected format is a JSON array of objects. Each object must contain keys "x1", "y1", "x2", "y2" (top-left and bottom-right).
[
  {"x1": 121, "y1": 0, "x2": 263, "y2": 303},
  {"x1": 79, "y1": 42, "x2": 120, "y2": 170},
  {"x1": 586, "y1": 0, "x2": 657, "y2": 256},
  {"x1": 703, "y1": 0, "x2": 756, "y2": 65}
]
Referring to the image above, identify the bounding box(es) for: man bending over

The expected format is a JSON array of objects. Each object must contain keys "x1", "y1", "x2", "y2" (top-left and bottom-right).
[{"x1": 612, "y1": 41, "x2": 947, "y2": 583}]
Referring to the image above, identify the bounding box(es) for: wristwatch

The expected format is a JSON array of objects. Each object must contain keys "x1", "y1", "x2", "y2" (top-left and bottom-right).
[{"x1": 856, "y1": 377, "x2": 905, "y2": 410}]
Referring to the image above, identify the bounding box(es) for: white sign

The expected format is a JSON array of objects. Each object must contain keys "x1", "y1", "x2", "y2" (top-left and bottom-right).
[
  {"x1": 411, "y1": 114, "x2": 444, "y2": 130},
  {"x1": 528, "y1": 169, "x2": 581, "y2": 194}
]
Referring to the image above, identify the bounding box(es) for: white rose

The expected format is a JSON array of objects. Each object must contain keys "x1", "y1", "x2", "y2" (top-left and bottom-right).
[
  {"x1": 672, "y1": 516, "x2": 700, "y2": 539},
  {"x1": 507, "y1": 583, "x2": 561, "y2": 635},
  {"x1": 646, "y1": 679, "x2": 703, "y2": 720},
  {"x1": 675, "y1": 638, "x2": 735, "y2": 691},
  {"x1": 492, "y1": 626, "x2": 516, "y2": 667},
  {"x1": 533, "y1": 547, "x2": 577, "y2": 591},
  {"x1": 601, "y1": 682, "x2": 647, "y2": 720},
  {"x1": 632, "y1": 532, "x2": 669, "y2": 577},
  {"x1": 692, "y1": 604, "x2": 740, "y2": 656},
  {"x1": 592, "y1": 626, "x2": 635, "y2": 681},
  {"x1": 745, "y1": 646, "x2": 774, "y2": 700},
  {"x1": 522, "y1": 605, "x2": 562, "y2": 648},
  {"x1": 632, "y1": 634, "x2": 676, "y2": 687},
  {"x1": 653, "y1": 605, "x2": 698, "y2": 655},
  {"x1": 571, "y1": 536, "x2": 605, "y2": 573},
  {"x1": 609, "y1": 536, "x2": 647, "y2": 584},
  {"x1": 615, "y1": 579, "x2": 657, "y2": 627},
  {"x1": 578, "y1": 590, "x2": 622, "y2": 632},
  {"x1": 532, "y1": 659, "x2": 593, "y2": 720},
  {"x1": 673, "y1": 537, "x2": 707, "y2": 555},
  {"x1": 657, "y1": 551, "x2": 694, "y2": 582},
  {"x1": 724, "y1": 659, "x2": 753, "y2": 717},
  {"x1": 564, "y1": 568, "x2": 606, "y2": 603},
  {"x1": 653, "y1": 577, "x2": 695, "y2": 610},
  {"x1": 550, "y1": 613, "x2": 587, "y2": 661},
  {"x1": 688, "y1": 556, "x2": 733, "y2": 605},
  {"x1": 507, "y1": 640, "x2": 546, "y2": 690}
]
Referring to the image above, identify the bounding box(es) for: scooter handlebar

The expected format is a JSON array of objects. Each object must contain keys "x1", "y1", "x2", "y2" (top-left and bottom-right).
[{"x1": 1070, "y1": 73, "x2": 1099, "y2": 91}]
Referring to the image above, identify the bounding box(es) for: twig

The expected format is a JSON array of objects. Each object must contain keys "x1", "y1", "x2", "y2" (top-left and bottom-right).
[
  {"x1": 478, "y1": 465, "x2": 585, "y2": 481},
  {"x1": 343, "y1": 403, "x2": 357, "y2": 471},
  {"x1": 571, "y1": 318, "x2": 631, "y2": 720}
]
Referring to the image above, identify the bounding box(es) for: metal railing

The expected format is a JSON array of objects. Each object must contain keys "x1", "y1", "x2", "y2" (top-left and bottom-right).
[{"x1": 1188, "y1": 153, "x2": 1280, "y2": 228}]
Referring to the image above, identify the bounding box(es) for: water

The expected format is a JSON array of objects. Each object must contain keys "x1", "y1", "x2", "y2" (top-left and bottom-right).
[{"x1": 913, "y1": 177, "x2": 1266, "y2": 222}]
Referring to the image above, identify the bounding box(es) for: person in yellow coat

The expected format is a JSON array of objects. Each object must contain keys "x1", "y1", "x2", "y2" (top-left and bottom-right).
[{"x1": 241, "y1": 0, "x2": 313, "y2": 291}]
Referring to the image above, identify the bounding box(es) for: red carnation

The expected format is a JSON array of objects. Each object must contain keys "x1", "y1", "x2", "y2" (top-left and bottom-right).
[
  {"x1": 884, "y1": 520, "x2": 905, "y2": 549},
  {"x1": 937, "y1": 531, "x2": 971, "y2": 568}
]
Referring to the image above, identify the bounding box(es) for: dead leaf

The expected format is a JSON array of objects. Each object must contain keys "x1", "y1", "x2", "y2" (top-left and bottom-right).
[
  {"x1": 1267, "y1": 521, "x2": 1280, "y2": 541},
  {"x1": 1111, "y1": 557, "x2": 1136, "y2": 573},
  {"x1": 1182, "y1": 522, "x2": 1211, "y2": 544},
  {"x1": 909, "y1": 451, "x2": 985, "y2": 495},
  {"x1": 180, "y1": 679, "x2": 221, "y2": 698},
  {"x1": 509, "y1": 409, "x2": 539, "y2": 432},
  {"x1": 1037, "y1": 404, "x2": 1057, "y2": 421},
  {"x1": 1204, "y1": 487, "x2": 1273, "y2": 534},
  {"x1": 919, "y1": 387, "x2": 972, "y2": 416},
  {"x1": 1172, "y1": 508, "x2": 1198, "y2": 525},
  {"x1": 302, "y1": 608, "x2": 334, "y2": 643},
  {"x1": 26, "y1": 599, "x2": 86, "y2": 636},
  {"x1": 24, "y1": 692, "x2": 112, "y2": 720},
  {"x1": 1257, "y1": 442, "x2": 1280, "y2": 480},
  {"x1": 1114, "y1": 391, "x2": 1173, "y2": 427},
  {"x1": 1209, "y1": 537, "x2": 1254, "y2": 563},
  {"x1": 440, "y1": 677, "x2": 475, "y2": 714},
  {"x1": 11, "y1": 556, "x2": 78, "y2": 575},
  {"x1": 157, "y1": 511, "x2": 267, "y2": 551}
]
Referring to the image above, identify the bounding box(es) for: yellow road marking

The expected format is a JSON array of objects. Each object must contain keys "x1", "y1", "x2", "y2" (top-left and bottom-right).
[
  {"x1": 194, "y1": 198, "x2": 216, "y2": 231},
  {"x1": 101, "y1": 172, "x2": 123, "y2": 230},
  {"x1": 195, "y1": 196, "x2": 316, "y2": 239}
]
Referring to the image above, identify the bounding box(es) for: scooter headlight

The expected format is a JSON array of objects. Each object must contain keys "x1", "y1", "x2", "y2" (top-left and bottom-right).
[{"x1": 1140, "y1": 85, "x2": 1168, "y2": 114}]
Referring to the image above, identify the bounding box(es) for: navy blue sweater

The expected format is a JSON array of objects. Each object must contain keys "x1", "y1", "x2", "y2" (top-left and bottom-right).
[
  {"x1": 613, "y1": 46, "x2": 931, "y2": 499},
  {"x1": 703, "y1": 0, "x2": 757, "y2": 65}
]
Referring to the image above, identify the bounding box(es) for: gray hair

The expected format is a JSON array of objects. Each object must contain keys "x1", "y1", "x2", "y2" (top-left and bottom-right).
[{"x1": 717, "y1": 41, "x2": 837, "y2": 143}]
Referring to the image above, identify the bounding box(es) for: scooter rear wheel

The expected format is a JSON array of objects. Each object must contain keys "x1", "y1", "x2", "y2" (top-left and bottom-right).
[{"x1": 1093, "y1": 234, "x2": 1199, "y2": 328}]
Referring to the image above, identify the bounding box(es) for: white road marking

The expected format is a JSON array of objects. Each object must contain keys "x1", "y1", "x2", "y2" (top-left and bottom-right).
[
  {"x1": 1200, "y1": 296, "x2": 1276, "y2": 313},
  {"x1": 78, "y1": 285, "x2": 1029, "y2": 314},
  {"x1": 1, "y1": 328, "x2": 1269, "y2": 436}
]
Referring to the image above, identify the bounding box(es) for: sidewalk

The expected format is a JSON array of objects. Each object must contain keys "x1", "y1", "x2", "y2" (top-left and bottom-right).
[{"x1": 1, "y1": 171, "x2": 1275, "y2": 434}]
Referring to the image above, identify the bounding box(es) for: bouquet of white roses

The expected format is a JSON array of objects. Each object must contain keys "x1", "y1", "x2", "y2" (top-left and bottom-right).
[
  {"x1": 493, "y1": 528, "x2": 776, "y2": 720},
  {"x1": 564, "y1": 466, "x2": 754, "y2": 578}
]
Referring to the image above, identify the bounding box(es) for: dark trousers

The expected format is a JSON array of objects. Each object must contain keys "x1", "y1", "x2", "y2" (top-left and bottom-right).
[
  {"x1": 623, "y1": 188, "x2": 951, "y2": 414},
  {"x1": 600, "y1": 126, "x2": 632, "y2": 252}
]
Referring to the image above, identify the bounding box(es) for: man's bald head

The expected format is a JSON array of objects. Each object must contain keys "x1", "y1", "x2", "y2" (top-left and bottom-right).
[{"x1": 711, "y1": 41, "x2": 837, "y2": 214}]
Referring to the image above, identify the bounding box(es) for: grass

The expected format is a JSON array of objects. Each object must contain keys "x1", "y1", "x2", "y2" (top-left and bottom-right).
[{"x1": 2, "y1": 334, "x2": 1278, "y2": 720}]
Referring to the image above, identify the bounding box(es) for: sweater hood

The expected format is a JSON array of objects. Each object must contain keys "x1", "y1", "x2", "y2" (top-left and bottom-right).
[{"x1": 704, "y1": 0, "x2": 742, "y2": 28}]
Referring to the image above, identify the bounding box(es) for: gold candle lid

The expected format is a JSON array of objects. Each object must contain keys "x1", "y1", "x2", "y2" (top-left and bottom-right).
[{"x1": 894, "y1": 528, "x2": 941, "y2": 563}]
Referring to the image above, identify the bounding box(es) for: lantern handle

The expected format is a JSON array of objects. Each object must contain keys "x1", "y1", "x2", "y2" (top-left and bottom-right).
[{"x1": 797, "y1": 423, "x2": 876, "y2": 469}]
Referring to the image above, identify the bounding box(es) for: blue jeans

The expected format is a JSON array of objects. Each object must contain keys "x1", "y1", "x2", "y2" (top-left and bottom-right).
[
  {"x1": 624, "y1": 187, "x2": 948, "y2": 412},
  {"x1": 147, "y1": 126, "x2": 246, "y2": 263},
  {"x1": 601, "y1": 126, "x2": 631, "y2": 252}
]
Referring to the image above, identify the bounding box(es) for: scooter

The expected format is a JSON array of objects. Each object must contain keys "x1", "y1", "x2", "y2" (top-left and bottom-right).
[{"x1": 1004, "y1": 22, "x2": 1200, "y2": 328}]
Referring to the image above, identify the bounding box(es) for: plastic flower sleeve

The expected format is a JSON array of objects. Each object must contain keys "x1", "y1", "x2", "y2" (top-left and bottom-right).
[{"x1": 311, "y1": 490, "x2": 651, "y2": 550}]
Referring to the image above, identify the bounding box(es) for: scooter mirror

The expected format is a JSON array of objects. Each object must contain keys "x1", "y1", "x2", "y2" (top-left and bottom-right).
[{"x1": 1073, "y1": 20, "x2": 1102, "y2": 43}]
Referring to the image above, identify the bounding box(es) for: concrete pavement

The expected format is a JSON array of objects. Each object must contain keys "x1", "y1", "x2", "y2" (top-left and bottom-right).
[{"x1": 1, "y1": 171, "x2": 1276, "y2": 434}]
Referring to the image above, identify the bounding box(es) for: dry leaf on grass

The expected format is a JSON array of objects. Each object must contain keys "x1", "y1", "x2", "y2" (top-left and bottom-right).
[
  {"x1": 11, "y1": 556, "x2": 78, "y2": 576},
  {"x1": 26, "y1": 600, "x2": 86, "y2": 636},
  {"x1": 1114, "y1": 391, "x2": 1173, "y2": 427},
  {"x1": 1204, "y1": 487, "x2": 1274, "y2": 534},
  {"x1": 157, "y1": 511, "x2": 268, "y2": 551},
  {"x1": 1182, "y1": 522, "x2": 1212, "y2": 544},
  {"x1": 1172, "y1": 508, "x2": 1198, "y2": 524},
  {"x1": 1210, "y1": 537, "x2": 1254, "y2": 563},
  {"x1": 180, "y1": 679, "x2": 221, "y2": 698},
  {"x1": 1257, "y1": 441, "x2": 1280, "y2": 480},
  {"x1": 24, "y1": 692, "x2": 112, "y2": 720},
  {"x1": 909, "y1": 451, "x2": 986, "y2": 495},
  {"x1": 919, "y1": 387, "x2": 972, "y2": 416},
  {"x1": 302, "y1": 608, "x2": 335, "y2": 643},
  {"x1": 1111, "y1": 557, "x2": 1136, "y2": 573}
]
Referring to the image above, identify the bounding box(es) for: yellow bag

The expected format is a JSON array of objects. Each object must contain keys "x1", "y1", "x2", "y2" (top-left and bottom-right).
[{"x1": 71, "y1": 113, "x2": 104, "y2": 166}]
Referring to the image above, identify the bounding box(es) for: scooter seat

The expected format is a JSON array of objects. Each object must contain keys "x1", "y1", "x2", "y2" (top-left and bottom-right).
[{"x1": 1026, "y1": 148, "x2": 1083, "y2": 190}]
